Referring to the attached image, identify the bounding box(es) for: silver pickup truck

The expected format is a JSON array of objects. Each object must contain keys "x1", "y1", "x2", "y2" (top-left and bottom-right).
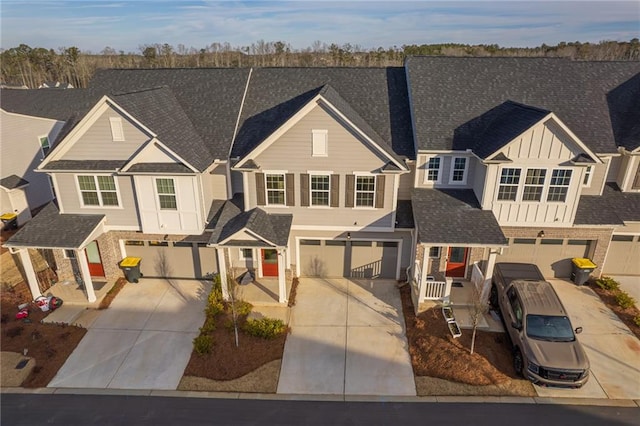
[{"x1": 490, "y1": 263, "x2": 590, "y2": 388}]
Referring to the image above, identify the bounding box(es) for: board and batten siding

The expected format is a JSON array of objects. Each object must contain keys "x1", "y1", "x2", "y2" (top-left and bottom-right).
[
  {"x1": 0, "y1": 111, "x2": 63, "y2": 209},
  {"x1": 247, "y1": 104, "x2": 396, "y2": 229},
  {"x1": 61, "y1": 106, "x2": 150, "y2": 161},
  {"x1": 486, "y1": 119, "x2": 588, "y2": 226},
  {"x1": 134, "y1": 175, "x2": 203, "y2": 234},
  {"x1": 53, "y1": 173, "x2": 140, "y2": 228}
]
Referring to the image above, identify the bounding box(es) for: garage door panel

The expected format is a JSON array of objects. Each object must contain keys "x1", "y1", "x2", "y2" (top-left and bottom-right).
[
  {"x1": 499, "y1": 239, "x2": 589, "y2": 278},
  {"x1": 604, "y1": 236, "x2": 640, "y2": 276},
  {"x1": 123, "y1": 241, "x2": 217, "y2": 279}
]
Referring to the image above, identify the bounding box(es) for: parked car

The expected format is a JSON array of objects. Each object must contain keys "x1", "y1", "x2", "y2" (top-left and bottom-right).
[{"x1": 490, "y1": 263, "x2": 590, "y2": 388}]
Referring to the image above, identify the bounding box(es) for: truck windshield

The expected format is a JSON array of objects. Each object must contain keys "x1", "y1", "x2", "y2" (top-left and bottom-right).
[{"x1": 526, "y1": 315, "x2": 575, "y2": 342}]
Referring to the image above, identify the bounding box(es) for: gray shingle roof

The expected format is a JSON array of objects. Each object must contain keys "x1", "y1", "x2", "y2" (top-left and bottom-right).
[
  {"x1": 454, "y1": 101, "x2": 551, "y2": 159},
  {"x1": 575, "y1": 183, "x2": 640, "y2": 225},
  {"x1": 412, "y1": 188, "x2": 507, "y2": 245},
  {"x1": 395, "y1": 200, "x2": 414, "y2": 228},
  {"x1": 0, "y1": 175, "x2": 29, "y2": 190},
  {"x1": 125, "y1": 163, "x2": 194, "y2": 174},
  {"x1": 406, "y1": 57, "x2": 640, "y2": 153},
  {"x1": 232, "y1": 67, "x2": 414, "y2": 159},
  {"x1": 89, "y1": 68, "x2": 251, "y2": 160},
  {"x1": 4, "y1": 202, "x2": 104, "y2": 249},
  {"x1": 40, "y1": 160, "x2": 125, "y2": 171},
  {"x1": 0, "y1": 88, "x2": 98, "y2": 121},
  {"x1": 112, "y1": 87, "x2": 211, "y2": 171}
]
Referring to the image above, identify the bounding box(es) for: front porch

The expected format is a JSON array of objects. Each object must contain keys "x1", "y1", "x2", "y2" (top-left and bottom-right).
[{"x1": 233, "y1": 275, "x2": 293, "y2": 306}]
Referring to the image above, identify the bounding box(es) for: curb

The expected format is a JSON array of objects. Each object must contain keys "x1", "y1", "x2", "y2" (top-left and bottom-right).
[{"x1": 2, "y1": 387, "x2": 639, "y2": 407}]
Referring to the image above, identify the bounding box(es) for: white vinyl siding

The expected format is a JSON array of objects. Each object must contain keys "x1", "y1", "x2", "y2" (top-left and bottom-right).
[
  {"x1": 109, "y1": 117, "x2": 125, "y2": 141},
  {"x1": 312, "y1": 129, "x2": 328, "y2": 157}
]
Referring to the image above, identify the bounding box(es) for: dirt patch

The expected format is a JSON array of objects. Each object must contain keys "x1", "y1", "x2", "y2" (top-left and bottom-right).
[
  {"x1": 98, "y1": 278, "x2": 128, "y2": 309},
  {"x1": 589, "y1": 282, "x2": 640, "y2": 340},
  {"x1": 416, "y1": 376, "x2": 535, "y2": 396},
  {"x1": 1, "y1": 351, "x2": 36, "y2": 387},
  {"x1": 1, "y1": 292, "x2": 86, "y2": 387},
  {"x1": 400, "y1": 285, "x2": 534, "y2": 395},
  {"x1": 179, "y1": 359, "x2": 281, "y2": 393},
  {"x1": 183, "y1": 309, "x2": 287, "y2": 381}
]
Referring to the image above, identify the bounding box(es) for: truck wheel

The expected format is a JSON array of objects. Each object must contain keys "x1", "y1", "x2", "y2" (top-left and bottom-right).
[
  {"x1": 489, "y1": 285, "x2": 499, "y2": 309},
  {"x1": 513, "y1": 349, "x2": 524, "y2": 377}
]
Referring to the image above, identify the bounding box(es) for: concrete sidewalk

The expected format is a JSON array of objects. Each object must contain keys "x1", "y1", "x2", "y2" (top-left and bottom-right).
[{"x1": 277, "y1": 278, "x2": 416, "y2": 396}]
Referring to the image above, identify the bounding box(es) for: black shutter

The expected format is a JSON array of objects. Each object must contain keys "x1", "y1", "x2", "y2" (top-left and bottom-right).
[
  {"x1": 301, "y1": 173, "x2": 310, "y2": 207},
  {"x1": 286, "y1": 173, "x2": 295, "y2": 206},
  {"x1": 330, "y1": 174, "x2": 340, "y2": 207},
  {"x1": 345, "y1": 174, "x2": 355, "y2": 208},
  {"x1": 375, "y1": 175, "x2": 385, "y2": 208},
  {"x1": 255, "y1": 173, "x2": 265, "y2": 206}
]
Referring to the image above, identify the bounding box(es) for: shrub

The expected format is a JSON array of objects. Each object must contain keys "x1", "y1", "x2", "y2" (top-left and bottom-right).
[
  {"x1": 193, "y1": 334, "x2": 214, "y2": 355},
  {"x1": 634, "y1": 316, "x2": 640, "y2": 328},
  {"x1": 615, "y1": 292, "x2": 636, "y2": 310},
  {"x1": 206, "y1": 276, "x2": 225, "y2": 317},
  {"x1": 199, "y1": 317, "x2": 216, "y2": 334},
  {"x1": 243, "y1": 318, "x2": 286, "y2": 339},
  {"x1": 234, "y1": 300, "x2": 253, "y2": 317},
  {"x1": 594, "y1": 276, "x2": 620, "y2": 291}
]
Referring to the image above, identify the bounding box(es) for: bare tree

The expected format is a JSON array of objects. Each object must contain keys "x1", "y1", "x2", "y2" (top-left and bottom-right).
[{"x1": 468, "y1": 283, "x2": 489, "y2": 354}]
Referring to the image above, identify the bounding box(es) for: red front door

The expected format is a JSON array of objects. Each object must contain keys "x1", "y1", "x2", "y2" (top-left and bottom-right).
[
  {"x1": 446, "y1": 247, "x2": 468, "y2": 277},
  {"x1": 85, "y1": 240, "x2": 105, "y2": 277},
  {"x1": 261, "y1": 249, "x2": 278, "y2": 277}
]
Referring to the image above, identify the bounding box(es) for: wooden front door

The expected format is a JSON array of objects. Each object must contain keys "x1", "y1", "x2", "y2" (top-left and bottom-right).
[
  {"x1": 446, "y1": 247, "x2": 468, "y2": 277},
  {"x1": 85, "y1": 241, "x2": 105, "y2": 277},
  {"x1": 261, "y1": 249, "x2": 278, "y2": 277}
]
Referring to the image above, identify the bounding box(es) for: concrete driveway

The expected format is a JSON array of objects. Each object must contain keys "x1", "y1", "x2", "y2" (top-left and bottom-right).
[
  {"x1": 277, "y1": 278, "x2": 416, "y2": 396},
  {"x1": 534, "y1": 279, "x2": 640, "y2": 400},
  {"x1": 49, "y1": 278, "x2": 210, "y2": 390}
]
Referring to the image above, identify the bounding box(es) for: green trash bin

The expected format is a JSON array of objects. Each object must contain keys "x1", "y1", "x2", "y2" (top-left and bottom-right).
[
  {"x1": 571, "y1": 258, "x2": 596, "y2": 286},
  {"x1": 119, "y1": 257, "x2": 142, "y2": 283}
]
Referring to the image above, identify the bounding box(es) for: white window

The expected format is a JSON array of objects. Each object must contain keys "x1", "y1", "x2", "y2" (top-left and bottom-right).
[
  {"x1": 156, "y1": 178, "x2": 177, "y2": 210},
  {"x1": 310, "y1": 174, "x2": 330, "y2": 206},
  {"x1": 64, "y1": 249, "x2": 76, "y2": 259},
  {"x1": 109, "y1": 117, "x2": 125, "y2": 141},
  {"x1": 39, "y1": 135, "x2": 51, "y2": 156},
  {"x1": 497, "y1": 168, "x2": 521, "y2": 201},
  {"x1": 582, "y1": 166, "x2": 593, "y2": 186},
  {"x1": 266, "y1": 174, "x2": 286, "y2": 205},
  {"x1": 547, "y1": 169, "x2": 572, "y2": 202},
  {"x1": 355, "y1": 175, "x2": 375, "y2": 207},
  {"x1": 77, "y1": 175, "x2": 120, "y2": 207},
  {"x1": 522, "y1": 169, "x2": 546, "y2": 201},
  {"x1": 425, "y1": 157, "x2": 441, "y2": 183},
  {"x1": 312, "y1": 129, "x2": 328, "y2": 157},
  {"x1": 239, "y1": 248, "x2": 253, "y2": 260},
  {"x1": 450, "y1": 157, "x2": 468, "y2": 184},
  {"x1": 428, "y1": 247, "x2": 441, "y2": 258}
]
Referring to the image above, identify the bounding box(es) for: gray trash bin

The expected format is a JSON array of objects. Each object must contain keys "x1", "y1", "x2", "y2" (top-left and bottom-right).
[
  {"x1": 570, "y1": 258, "x2": 596, "y2": 286},
  {"x1": 119, "y1": 257, "x2": 142, "y2": 283}
]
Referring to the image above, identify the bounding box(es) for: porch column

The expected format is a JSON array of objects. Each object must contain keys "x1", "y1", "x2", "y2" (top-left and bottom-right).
[
  {"x1": 216, "y1": 248, "x2": 230, "y2": 301},
  {"x1": 76, "y1": 249, "x2": 96, "y2": 303},
  {"x1": 16, "y1": 249, "x2": 41, "y2": 300},
  {"x1": 419, "y1": 245, "x2": 429, "y2": 302},
  {"x1": 484, "y1": 249, "x2": 498, "y2": 280},
  {"x1": 277, "y1": 248, "x2": 287, "y2": 304}
]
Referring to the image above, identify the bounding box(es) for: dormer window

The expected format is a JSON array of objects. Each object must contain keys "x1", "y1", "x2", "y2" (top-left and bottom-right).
[
  {"x1": 312, "y1": 129, "x2": 328, "y2": 157},
  {"x1": 39, "y1": 135, "x2": 51, "y2": 157},
  {"x1": 582, "y1": 166, "x2": 593, "y2": 186},
  {"x1": 450, "y1": 157, "x2": 468, "y2": 184},
  {"x1": 424, "y1": 157, "x2": 441, "y2": 183},
  {"x1": 109, "y1": 117, "x2": 125, "y2": 141}
]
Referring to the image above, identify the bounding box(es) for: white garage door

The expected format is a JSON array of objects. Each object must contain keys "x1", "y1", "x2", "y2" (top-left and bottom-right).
[
  {"x1": 299, "y1": 239, "x2": 398, "y2": 279},
  {"x1": 498, "y1": 238, "x2": 591, "y2": 278},
  {"x1": 604, "y1": 235, "x2": 640, "y2": 276},
  {"x1": 123, "y1": 240, "x2": 218, "y2": 279}
]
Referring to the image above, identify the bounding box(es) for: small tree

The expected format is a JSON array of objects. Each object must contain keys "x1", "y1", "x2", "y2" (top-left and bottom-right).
[{"x1": 468, "y1": 283, "x2": 489, "y2": 354}]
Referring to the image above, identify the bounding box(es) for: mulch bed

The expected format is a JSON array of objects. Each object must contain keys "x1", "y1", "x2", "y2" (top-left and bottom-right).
[
  {"x1": 400, "y1": 285, "x2": 520, "y2": 386},
  {"x1": 98, "y1": 278, "x2": 128, "y2": 309},
  {"x1": 588, "y1": 282, "x2": 640, "y2": 340},
  {"x1": 183, "y1": 311, "x2": 287, "y2": 381},
  {"x1": 1, "y1": 291, "x2": 86, "y2": 387}
]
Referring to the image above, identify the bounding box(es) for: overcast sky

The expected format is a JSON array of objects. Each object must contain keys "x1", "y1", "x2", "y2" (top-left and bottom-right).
[{"x1": 1, "y1": 1, "x2": 638, "y2": 53}]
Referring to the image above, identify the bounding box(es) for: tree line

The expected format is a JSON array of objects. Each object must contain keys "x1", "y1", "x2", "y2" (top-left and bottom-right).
[{"x1": 2, "y1": 39, "x2": 639, "y2": 89}]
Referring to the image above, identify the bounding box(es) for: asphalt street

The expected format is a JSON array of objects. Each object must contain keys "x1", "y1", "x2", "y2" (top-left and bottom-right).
[{"x1": 2, "y1": 394, "x2": 638, "y2": 426}]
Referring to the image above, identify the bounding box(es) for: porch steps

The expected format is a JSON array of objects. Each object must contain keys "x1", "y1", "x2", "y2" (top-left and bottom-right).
[{"x1": 41, "y1": 305, "x2": 87, "y2": 326}]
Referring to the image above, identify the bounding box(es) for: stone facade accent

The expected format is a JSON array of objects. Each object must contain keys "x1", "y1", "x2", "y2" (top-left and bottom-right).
[{"x1": 500, "y1": 226, "x2": 615, "y2": 277}]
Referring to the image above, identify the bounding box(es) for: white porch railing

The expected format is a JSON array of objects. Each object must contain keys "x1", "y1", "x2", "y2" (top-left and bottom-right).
[{"x1": 410, "y1": 261, "x2": 452, "y2": 305}]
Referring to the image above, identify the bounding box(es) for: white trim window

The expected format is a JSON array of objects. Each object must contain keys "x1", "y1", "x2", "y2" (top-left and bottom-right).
[
  {"x1": 547, "y1": 169, "x2": 572, "y2": 202},
  {"x1": 450, "y1": 157, "x2": 468, "y2": 184},
  {"x1": 312, "y1": 129, "x2": 328, "y2": 157},
  {"x1": 522, "y1": 169, "x2": 546, "y2": 201},
  {"x1": 39, "y1": 135, "x2": 51, "y2": 157},
  {"x1": 497, "y1": 168, "x2": 521, "y2": 201},
  {"x1": 582, "y1": 165, "x2": 593, "y2": 187},
  {"x1": 424, "y1": 157, "x2": 441, "y2": 183},
  {"x1": 310, "y1": 174, "x2": 330, "y2": 206},
  {"x1": 77, "y1": 175, "x2": 120, "y2": 207},
  {"x1": 156, "y1": 178, "x2": 177, "y2": 210},
  {"x1": 239, "y1": 248, "x2": 253, "y2": 260},
  {"x1": 355, "y1": 175, "x2": 376, "y2": 207},
  {"x1": 109, "y1": 117, "x2": 125, "y2": 141},
  {"x1": 266, "y1": 174, "x2": 286, "y2": 205},
  {"x1": 428, "y1": 247, "x2": 441, "y2": 258}
]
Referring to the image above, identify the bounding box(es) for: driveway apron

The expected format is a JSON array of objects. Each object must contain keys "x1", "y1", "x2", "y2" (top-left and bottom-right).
[
  {"x1": 48, "y1": 279, "x2": 210, "y2": 390},
  {"x1": 277, "y1": 278, "x2": 416, "y2": 396},
  {"x1": 534, "y1": 280, "x2": 640, "y2": 399}
]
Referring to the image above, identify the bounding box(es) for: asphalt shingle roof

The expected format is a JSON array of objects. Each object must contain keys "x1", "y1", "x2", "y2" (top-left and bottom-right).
[
  {"x1": 125, "y1": 163, "x2": 194, "y2": 174},
  {"x1": 0, "y1": 88, "x2": 98, "y2": 121},
  {"x1": 232, "y1": 67, "x2": 414, "y2": 159},
  {"x1": 40, "y1": 160, "x2": 126, "y2": 171},
  {"x1": 4, "y1": 202, "x2": 104, "y2": 249},
  {"x1": 412, "y1": 188, "x2": 507, "y2": 245},
  {"x1": 405, "y1": 57, "x2": 640, "y2": 153},
  {"x1": 575, "y1": 183, "x2": 640, "y2": 225},
  {"x1": 0, "y1": 175, "x2": 29, "y2": 190}
]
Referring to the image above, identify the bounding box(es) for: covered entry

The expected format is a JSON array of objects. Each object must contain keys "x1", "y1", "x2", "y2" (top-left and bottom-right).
[
  {"x1": 499, "y1": 238, "x2": 591, "y2": 278},
  {"x1": 298, "y1": 239, "x2": 399, "y2": 279}
]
